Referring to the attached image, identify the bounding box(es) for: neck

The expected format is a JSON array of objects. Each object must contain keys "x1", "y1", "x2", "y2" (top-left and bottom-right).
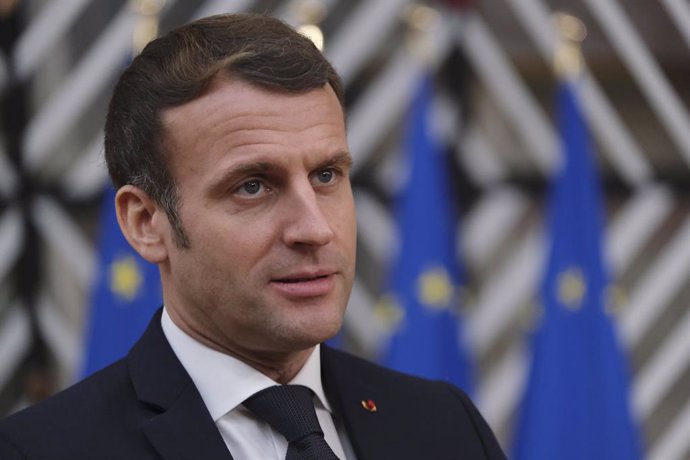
[
  {"x1": 165, "y1": 305, "x2": 314, "y2": 384},
  {"x1": 240, "y1": 349, "x2": 314, "y2": 383}
]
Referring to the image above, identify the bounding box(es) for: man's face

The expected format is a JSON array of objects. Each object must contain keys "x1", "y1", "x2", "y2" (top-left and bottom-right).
[{"x1": 159, "y1": 78, "x2": 356, "y2": 360}]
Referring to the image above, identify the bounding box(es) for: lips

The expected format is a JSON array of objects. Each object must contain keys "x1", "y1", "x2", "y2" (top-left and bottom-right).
[
  {"x1": 277, "y1": 274, "x2": 328, "y2": 283},
  {"x1": 270, "y1": 270, "x2": 336, "y2": 298}
]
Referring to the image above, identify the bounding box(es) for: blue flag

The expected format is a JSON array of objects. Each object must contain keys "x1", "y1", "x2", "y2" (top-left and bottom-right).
[
  {"x1": 513, "y1": 81, "x2": 643, "y2": 459},
  {"x1": 81, "y1": 186, "x2": 162, "y2": 377},
  {"x1": 379, "y1": 75, "x2": 473, "y2": 392}
]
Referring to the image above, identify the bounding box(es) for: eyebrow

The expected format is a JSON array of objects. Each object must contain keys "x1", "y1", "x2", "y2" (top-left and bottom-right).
[
  {"x1": 208, "y1": 151, "x2": 353, "y2": 193},
  {"x1": 207, "y1": 162, "x2": 271, "y2": 195},
  {"x1": 319, "y1": 151, "x2": 353, "y2": 170}
]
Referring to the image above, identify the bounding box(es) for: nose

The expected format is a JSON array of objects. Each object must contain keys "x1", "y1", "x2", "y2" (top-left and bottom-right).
[{"x1": 282, "y1": 183, "x2": 334, "y2": 248}]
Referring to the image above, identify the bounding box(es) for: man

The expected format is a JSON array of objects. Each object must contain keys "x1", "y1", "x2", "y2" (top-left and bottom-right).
[{"x1": 0, "y1": 13, "x2": 505, "y2": 459}]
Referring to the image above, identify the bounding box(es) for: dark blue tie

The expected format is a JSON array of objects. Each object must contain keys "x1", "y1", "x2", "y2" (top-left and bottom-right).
[{"x1": 243, "y1": 385, "x2": 339, "y2": 460}]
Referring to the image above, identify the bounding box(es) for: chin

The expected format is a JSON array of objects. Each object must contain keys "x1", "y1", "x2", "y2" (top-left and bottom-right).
[{"x1": 287, "y1": 317, "x2": 343, "y2": 349}]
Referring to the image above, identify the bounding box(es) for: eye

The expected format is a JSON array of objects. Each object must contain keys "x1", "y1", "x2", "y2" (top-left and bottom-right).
[
  {"x1": 314, "y1": 168, "x2": 336, "y2": 185},
  {"x1": 236, "y1": 179, "x2": 268, "y2": 197}
]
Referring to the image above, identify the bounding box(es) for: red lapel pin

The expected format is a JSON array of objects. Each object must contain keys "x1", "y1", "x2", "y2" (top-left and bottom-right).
[{"x1": 360, "y1": 399, "x2": 377, "y2": 412}]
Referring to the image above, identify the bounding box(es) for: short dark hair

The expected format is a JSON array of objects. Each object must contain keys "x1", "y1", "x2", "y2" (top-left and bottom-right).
[{"x1": 104, "y1": 13, "x2": 344, "y2": 248}]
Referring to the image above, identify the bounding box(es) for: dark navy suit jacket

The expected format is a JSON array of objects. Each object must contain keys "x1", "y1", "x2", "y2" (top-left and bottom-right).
[{"x1": 0, "y1": 310, "x2": 505, "y2": 459}]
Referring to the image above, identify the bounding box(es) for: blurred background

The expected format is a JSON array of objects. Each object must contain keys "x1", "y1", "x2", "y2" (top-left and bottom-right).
[{"x1": 1, "y1": 0, "x2": 689, "y2": 458}]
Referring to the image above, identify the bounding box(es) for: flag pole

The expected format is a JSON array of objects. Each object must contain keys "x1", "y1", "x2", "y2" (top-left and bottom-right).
[
  {"x1": 553, "y1": 12, "x2": 586, "y2": 81},
  {"x1": 130, "y1": 0, "x2": 165, "y2": 55}
]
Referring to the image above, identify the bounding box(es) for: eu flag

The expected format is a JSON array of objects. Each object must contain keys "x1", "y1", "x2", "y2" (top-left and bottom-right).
[
  {"x1": 513, "y1": 81, "x2": 643, "y2": 459},
  {"x1": 81, "y1": 186, "x2": 162, "y2": 377},
  {"x1": 379, "y1": 75, "x2": 473, "y2": 392}
]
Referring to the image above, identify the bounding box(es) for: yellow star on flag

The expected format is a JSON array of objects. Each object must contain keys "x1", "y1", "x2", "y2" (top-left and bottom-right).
[
  {"x1": 557, "y1": 266, "x2": 586, "y2": 310},
  {"x1": 417, "y1": 266, "x2": 454, "y2": 310},
  {"x1": 109, "y1": 256, "x2": 143, "y2": 302},
  {"x1": 373, "y1": 295, "x2": 405, "y2": 332}
]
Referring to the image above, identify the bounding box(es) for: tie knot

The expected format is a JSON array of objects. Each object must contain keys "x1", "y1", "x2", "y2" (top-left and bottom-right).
[{"x1": 243, "y1": 385, "x2": 322, "y2": 443}]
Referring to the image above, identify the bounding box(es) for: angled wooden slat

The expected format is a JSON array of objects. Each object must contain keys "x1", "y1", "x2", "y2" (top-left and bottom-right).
[
  {"x1": 457, "y1": 123, "x2": 508, "y2": 187},
  {"x1": 649, "y1": 398, "x2": 690, "y2": 460},
  {"x1": 0, "y1": 207, "x2": 23, "y2": 285},
  {"x1": 633, "y1": 306, "x2": 690, "y2": 419},
  {"x1": 457, "y1": 13, "x2": 556, "y2": 175},
  {"x1": 347, "y1": 13, "x2": 455, "y2": 174},
  {"x1": 31, "y1": 196, "x2": 95, "y2": 289},
  {"x1": 464, "y1": 186, "x2": 528, "y2": 270},
  {"x1": 344, "y1": 278, "x2": 387, "y2": 354},
  {"x1": 326, "y1": 0, "x2": 413, "y2": 85},
  {"x1": 192, "y1": 0, "x2": 254, "y2": 19},
  {"x1": 585, "y1": 0, "x2": 690, "y2": 168},
  {"x1": 607, "y1": 184, "x2": 673, "y2": 272},
  {"x1": 62, "y1": 0, "x2": 255, "y2": 200},
  {"x1": 22, "y1": 0, "x2": 188, "y2": 173},
  {"x1": 346, "y1": 48, "x2": 424, "y2": 173},
  {"x1": 0, "y1": 146, "x2": 17, "y2": 199},
  {"x1": 470, "y1": 228, "x2": 543, "y2": 356},
  {"x1": 662, "y1": 0, "x2": 690, "y2": 49},
  {"x1": 622, "y1": 215, "x2": 690, "y2": 348},
  {"x1": 0, "y1": 304, "x2": 31, "y2": 391},
  {"x1": 61, "y1": 133, "x2": 108, "y2": 199},
  {"x1": 478, "y1": 344, "x2": 527, "y2": 437},
  {"x1": 353, "y1": 189, "x2": 395, "y2": 263},
  {"x1": 22, "y1": 4, "x2": 137, "y2": 172},
  {"x1": 507, "y1": 0, "x2": 651, "y2": 185},
  {"x1": 272, "y1": 0, "x2": 338, "y2": 24},
  {"x1": 371, "y1": 141, "x2": 407, "y2": 196},
  {"x1": 37, "y1": 295, "x2": 81, "y2": 385},
  {"x1": 0, "y1": 53, "x2": 6, "y2": 92},
  {"x1": 13, "y1": 0, "x2": 92, "y2": 80},
  {"x1": 577, "y1": 75, "x2": 652, "y2": 185}
]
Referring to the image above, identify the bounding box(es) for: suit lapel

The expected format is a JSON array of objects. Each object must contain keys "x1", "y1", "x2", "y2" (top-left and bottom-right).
[
  {"x1": 141, "y1": 382, "x2": 233, "y2": 460},
  {"x1": 127, "y1": 309, "x2": 232, "y2": 460},
  {"x1": 321, "y1": 345, "x2": 408, "y2": 460}
]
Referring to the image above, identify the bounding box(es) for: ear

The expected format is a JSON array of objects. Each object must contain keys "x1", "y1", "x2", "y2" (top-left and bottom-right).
[{"x1": 115, "y1": 185, "x2": 170, "y2": 264}]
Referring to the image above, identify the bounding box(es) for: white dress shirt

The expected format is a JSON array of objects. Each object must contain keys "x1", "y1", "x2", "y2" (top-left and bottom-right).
[{"x1": 161, "y1": 308, "x2": 355, "y2": 459}]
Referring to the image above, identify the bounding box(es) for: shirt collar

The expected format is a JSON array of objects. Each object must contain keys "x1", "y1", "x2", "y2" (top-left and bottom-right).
[{"x1": 161, "y1": 307, "x2": 332, "y2": 422}]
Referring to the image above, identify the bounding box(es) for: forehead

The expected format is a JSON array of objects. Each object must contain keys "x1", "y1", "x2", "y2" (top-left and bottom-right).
[
  {"x1": 160, "y1": 78, "x2": 348, "y2": 178},
  {"x1": 162, "y1": 76, "x2": 344, "y2": 128}
]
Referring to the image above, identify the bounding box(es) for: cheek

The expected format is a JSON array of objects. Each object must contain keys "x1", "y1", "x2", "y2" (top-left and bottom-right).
[
  {"x1": 333, "y1": 194, "x2": 357, "y2": 242},
  {"x1": 198, "y1": 218, "x2": 278, "y2": 279}
]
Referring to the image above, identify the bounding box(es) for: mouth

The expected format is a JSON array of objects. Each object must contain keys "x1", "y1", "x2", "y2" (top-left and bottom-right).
[
  {"x1": 275, "y1": 273, "x2": 330, "y2": 283},
  {"x1": 270, "y1": 271, "x2": 337, "y2": 298}
]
